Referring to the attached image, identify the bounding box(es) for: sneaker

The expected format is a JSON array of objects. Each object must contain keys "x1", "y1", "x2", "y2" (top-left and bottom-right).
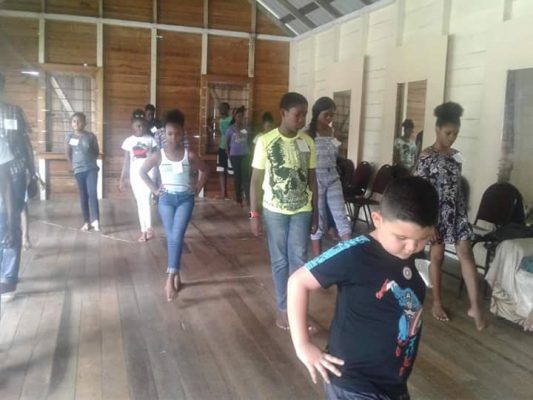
[
  {"x1": 81, "y1": 223, "x2": 90, "y2": 231},
  {"x1": 1, "y1": 292, "x2": 15, "y2": 302},
  {"x1": 92, "y1": 220, "x2": 100, "y2": 232}
]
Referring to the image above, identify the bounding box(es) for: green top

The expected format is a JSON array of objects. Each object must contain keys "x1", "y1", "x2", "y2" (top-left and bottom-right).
[{"x1": 219, "y1": 116, "x2": 233, "y2": 150}]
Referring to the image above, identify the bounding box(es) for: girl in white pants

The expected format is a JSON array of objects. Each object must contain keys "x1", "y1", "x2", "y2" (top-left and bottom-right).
[{"x1": 119, "y1": 109, "x2": 158, "y2": 242}]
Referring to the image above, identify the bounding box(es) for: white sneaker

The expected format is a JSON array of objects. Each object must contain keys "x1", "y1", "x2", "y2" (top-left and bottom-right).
[
  {"x1": 1, "y1": 292, "x2": 15, "y2": 302},
  {"x1": 81, "y1": 223, "x2": 90, "y2": 231},
  {"x1": 92, "y1": 220, "x2": 100, "y2": 232}
]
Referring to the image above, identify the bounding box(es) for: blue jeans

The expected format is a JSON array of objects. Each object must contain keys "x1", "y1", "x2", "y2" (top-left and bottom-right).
[
  {"x1": 263, "y1": 209, "x2": 311, "y2": 311},
  {"x1": 1, "y1": 170, "x2": 25, "y2": 291},
  {"x1": 158, "y1": 191, "x2": 195, "y2": 273},
  {"x1": 74, "y1": 169, "x2": 100, "y2": 223}
]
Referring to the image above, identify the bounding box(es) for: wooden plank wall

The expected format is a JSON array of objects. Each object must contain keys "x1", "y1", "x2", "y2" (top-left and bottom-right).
[
  {"x1": 44, "y1": 21, "x2": 98, "y2": 199},
  {"x1": 209, "y1": 0, "x2": 251, "y2": 32},
  {"x1": 0, "y1": 17, "x2": 39, "y2": 127},
  {"x1": 103, "y1": 26, "x2": 151, "y2": 198},
  {"x1": 156, "y1": 31, "x2": 202, "y2": 148},
  {"x1": 208, "y1": 36, "x2": 249, "y2": 77},
  {"x1": 103, "y1": 0, "x2": 153, "y2": 22},
  {"x1": 46, "y1": 0, "x2": 99, "y2": 16},
  {"x1": 253, "y1": 40, "x2": 290, "y2": 129},
  {"x1": 0, "y1": 0, "x2": 290, "y2": 199},
  {"x1": 158, "y1": 0, "x2": 203, "y2": 27}
]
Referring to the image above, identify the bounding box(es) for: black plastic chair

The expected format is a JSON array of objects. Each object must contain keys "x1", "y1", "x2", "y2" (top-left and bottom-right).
[
  {"x1": 343, "y1": 162, "x2": 372, "y2": 230},
  {"x1": 337, "y1": 158, "x2": 356, "y2": 194},
  {"x1": 471, "y1": 182, "x2": 525, "y2": 277},
  {"x1": 346, "y1": 164, "x2": 393, "y2": 230}
]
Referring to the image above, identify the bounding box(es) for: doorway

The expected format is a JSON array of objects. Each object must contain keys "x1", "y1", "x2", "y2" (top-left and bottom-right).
[{"x1": 501, "y1": 68, "x2": 533, "y2": 206}]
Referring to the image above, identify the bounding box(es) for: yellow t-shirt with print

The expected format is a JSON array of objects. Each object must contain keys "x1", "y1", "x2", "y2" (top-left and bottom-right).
[{"x1": 252, "y1": 128, "x2": 316, "y2": 215}]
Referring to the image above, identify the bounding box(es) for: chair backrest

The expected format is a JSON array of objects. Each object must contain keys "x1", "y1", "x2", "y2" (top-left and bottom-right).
[
  {"x1": 475, "y1": 182, "x2": 525, "y2": 227},
  {"x1": 351, "y1": 161, "x2": 373, "y2": 194},
  {"x1": 371, "y1": 164, "x2": 394, "y2": 195},
  {"x1": 337, "y1": 157, "x2": 355, "y2": 190}
]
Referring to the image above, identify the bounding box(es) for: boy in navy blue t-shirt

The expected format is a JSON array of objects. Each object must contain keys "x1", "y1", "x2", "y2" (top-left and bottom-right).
[{"x1": 287, "y1": 177, "x2": 439, "y2": 400}]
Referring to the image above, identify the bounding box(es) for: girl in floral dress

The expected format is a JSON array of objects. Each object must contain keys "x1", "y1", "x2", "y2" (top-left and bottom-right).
[{"x1": 416, "y1": 102, "x2": 485, "y2": 330}]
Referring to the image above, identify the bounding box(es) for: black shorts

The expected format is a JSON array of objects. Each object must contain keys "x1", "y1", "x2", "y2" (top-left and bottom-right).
[{"x1": 217, "y1": 148, "x2": 233, "y2": 175}]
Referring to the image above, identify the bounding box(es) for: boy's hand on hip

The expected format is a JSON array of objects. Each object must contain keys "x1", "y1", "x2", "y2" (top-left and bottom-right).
[{"x1": 296, "y1": 342, "x2": 344, "y2": 384}]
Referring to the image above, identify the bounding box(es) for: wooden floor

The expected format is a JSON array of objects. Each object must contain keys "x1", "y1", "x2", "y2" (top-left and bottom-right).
[{"x1": 1, "y1": 199, "x2": 532, "y2": 400}]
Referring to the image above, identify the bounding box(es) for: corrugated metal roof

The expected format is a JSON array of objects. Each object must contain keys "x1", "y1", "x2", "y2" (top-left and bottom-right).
[{"x1": 257, "y1": 0, "x2": 382, "y2": 36}]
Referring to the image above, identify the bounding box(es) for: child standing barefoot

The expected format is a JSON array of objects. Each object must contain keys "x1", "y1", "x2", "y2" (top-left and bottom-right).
[
  {"x1": 415, "y1": 102, "x2": 486, "y2": 330},
  {"x1": 119, "y1": 109, "x2": 158, "y2": 242},
  {"x1": 65, "y1": 112, "x2": 100, "y2": 231},
  {"x1": 140, "y1": 109, "x2": 208, "y2": 301}
]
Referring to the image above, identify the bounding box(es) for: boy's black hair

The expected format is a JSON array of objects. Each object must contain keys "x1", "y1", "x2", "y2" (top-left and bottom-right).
[
  {"x1": 163, "y1": 108, "x2": 185, "y2": 127},
  {"x1": 434, "y1": 102, "x2": 463, "y2": 127},
  {"x1": 71, "y1": 112, "x2": 87, "y2": 125},
  {"x1": 380, "y1": 177, "x2": 439, "y2": 227},
  {"x1": 131, "y1": 108, "x2": 146, "y2": 121},
  {"x1": 262, "y1": 111, "x2": 274, "y2": 123},
  {"x1": 145, "y1": 104, "x2": 156, "y2": 112},
  {"x1": 279, "y1": 92, "x2": 308, "y2": 111}
]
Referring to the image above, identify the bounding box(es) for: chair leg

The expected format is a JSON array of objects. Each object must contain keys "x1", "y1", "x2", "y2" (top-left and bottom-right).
[
  {"x1": 365, "y1": 205, "x2": 373, "y2": 229},
  {"x1": 458, "y1": 279, "x2": 465, "y2": 297}
]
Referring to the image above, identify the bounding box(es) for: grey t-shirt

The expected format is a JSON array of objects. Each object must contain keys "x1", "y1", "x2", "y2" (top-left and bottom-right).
[{"x1": 66, "y1": 131, "x2": 99, "y2": 174}]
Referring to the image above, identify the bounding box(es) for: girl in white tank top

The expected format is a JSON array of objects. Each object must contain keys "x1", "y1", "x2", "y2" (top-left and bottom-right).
[{"x1": 139, "y1": 109, "x2": 208, "y2": 302}]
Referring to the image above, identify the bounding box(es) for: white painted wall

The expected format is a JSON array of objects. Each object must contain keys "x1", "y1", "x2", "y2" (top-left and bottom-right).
[{"x1": 289, "y1": 0, "x2": 533, "y2": 218}]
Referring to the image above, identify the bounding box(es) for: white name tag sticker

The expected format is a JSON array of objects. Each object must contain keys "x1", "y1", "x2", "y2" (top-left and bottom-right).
[
  {"x1": 151, "y1": 126, "x2": 158, "y2": 134},
  {"x1": 331, "y1": 138, "x2": 341, "y2": 147},
  {"x1": 69, "y1": 137, "x2": 80, "y2": 146},
  {"x1": 4, "y1": 119, "x2": 17, "y2": 130},
  {"x1": 296, "y1": 139, "x2": 310, "y2": 152},
  {"x1": 240, "y1": 129, "x2": 248, "y2": 134},
  {"x1": 172, "y1": 161, "x2": 184, "y2": 174}
]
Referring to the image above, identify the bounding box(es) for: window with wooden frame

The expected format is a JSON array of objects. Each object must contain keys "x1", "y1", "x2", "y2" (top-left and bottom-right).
[
  {"x1": 35, "y1": 64, "x2": 103, "y2": 199},
  {"x1": 37, "y1": 64, "x2": 103, "y2": 157},
  {"x1": 199, "y1": 75, "x2": 253, "y2": 158}
]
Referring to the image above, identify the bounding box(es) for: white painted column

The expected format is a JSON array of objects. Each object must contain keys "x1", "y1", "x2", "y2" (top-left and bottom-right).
[
  {"x1": 248, "y1": 1, "x2": 256, "y2": 78},
  {"x1": 38, "y1": 158, "x2": 46, "y2": 200},
  {"x1": 38, "y1": 17, "x2": 46, "y2": 200},
  {"x1": 96, "y1": 159, "x2": 103, "y2": 198},
  {"x1": 150, "y1": 27, "x2": 157, "y2": 105},
  {"x1": 97, "y1": 16, "x2": 104, "y2": 199}
]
